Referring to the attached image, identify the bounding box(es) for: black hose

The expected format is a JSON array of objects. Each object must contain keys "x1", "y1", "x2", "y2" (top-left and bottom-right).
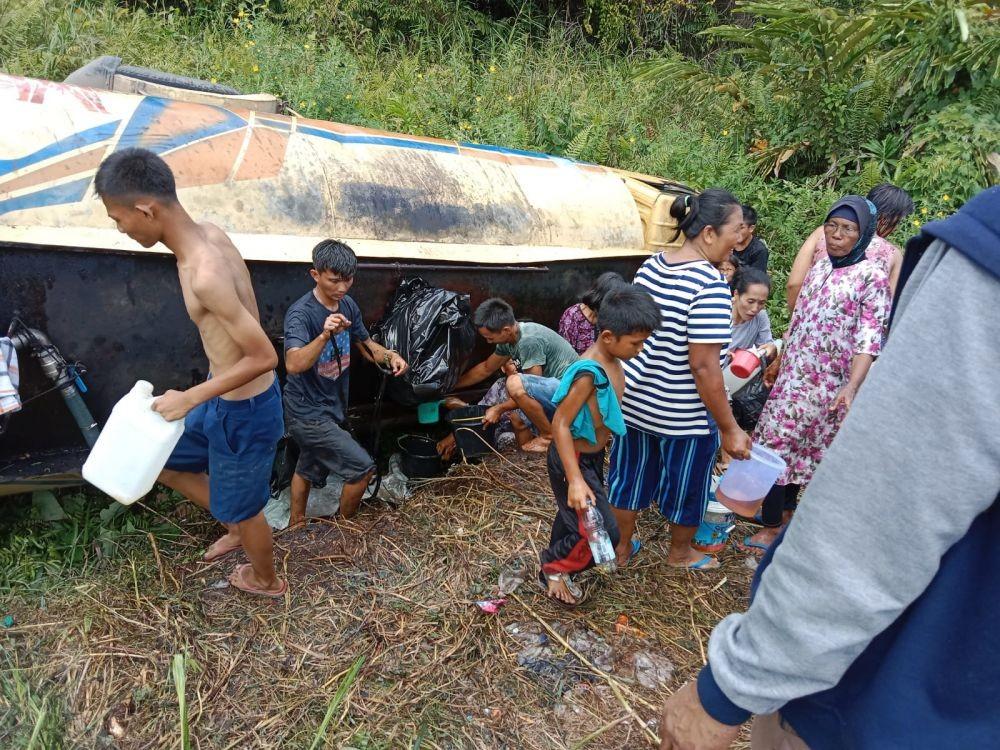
[
  {"x1": 7, "y1": 318, "x2": 100, "y2": 447},
  {"x1": 365, "y1": 369, "x2": 389, "y2": 502},
  {"x1": 357, "y1": 339, "x2": 392, "y2": 504}
]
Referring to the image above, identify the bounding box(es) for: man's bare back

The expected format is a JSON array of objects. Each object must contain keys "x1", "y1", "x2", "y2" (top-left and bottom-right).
[{"x1": 176, "y1": 223, "x2": 274, "y2": 401}]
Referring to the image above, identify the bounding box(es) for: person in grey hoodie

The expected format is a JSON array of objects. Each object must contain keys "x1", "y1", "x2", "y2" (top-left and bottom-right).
[{"x1": 657, "y1": 185, "x2": 1000, "y2": 750}]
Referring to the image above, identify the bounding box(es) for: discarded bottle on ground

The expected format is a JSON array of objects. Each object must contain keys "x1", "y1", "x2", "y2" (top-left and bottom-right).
[{"x1": 582, "y1": 505, "x2": 617, "y2": 573}]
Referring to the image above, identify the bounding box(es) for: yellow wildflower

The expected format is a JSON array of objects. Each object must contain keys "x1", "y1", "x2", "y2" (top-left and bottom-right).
[
  {"x1": 942, "y1": 194, "x2": 950, "y2": 202},
  {"x1": 417, "y1": 73, "x2": 423, "y2": 79},
  {"x1": 247, "y1": 22, "x2": 253, "y2": 29},
  {"x1": 345, "y1": 93, "x2": 353, "y2": 100},
  {"x1": 252, "y1": 64, "x2": 259, "y2": 73},
  {"x1": 721, "y1": 129, "x2": 729, "y2": 136},
  {"x1": 629, "y1": 136, "x2": 636, "y2": 143},
  {"x1": 489, "y1": 65, "x2": 496, "y2": 73},
  {"x1": 475, "y1": 96, "x2": 482, "y2": 102},
  {"x1": 921, "y1": 207, "x2": 928, "y2": 215},
  {"x1": 299, "y1": 100, "x2": 306, "y2": 107},
  {"x1": 211, "y1": 77, "x2": 218, "y2": 84},
  {"x1": 912, "y1": 220, "x2": 920, "y2": 227},
  {"x1": 506, "y1": 95, "x2": 513, "y2": 102},
  {"x1": 304, "y1": 43, "x2": 311, "y2": 50}
]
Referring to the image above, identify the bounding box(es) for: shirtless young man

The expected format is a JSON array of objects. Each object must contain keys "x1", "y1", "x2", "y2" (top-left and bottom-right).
[{"x1": 95, "y1": 148, "x2": 286, "y2": 598}]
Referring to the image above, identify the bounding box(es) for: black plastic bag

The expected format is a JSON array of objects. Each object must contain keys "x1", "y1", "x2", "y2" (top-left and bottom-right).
[
  {"x1": 731, "y1": 354, "x2": 771, "y2": 432},
  {"x1": 370, "y1": 277, "x2": 476, "y2": 406}
]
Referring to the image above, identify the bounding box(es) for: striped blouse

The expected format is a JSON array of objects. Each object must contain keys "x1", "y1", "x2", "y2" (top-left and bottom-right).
[{"x1": 622, "y1": 255, "x2": 732, "y2": 437}]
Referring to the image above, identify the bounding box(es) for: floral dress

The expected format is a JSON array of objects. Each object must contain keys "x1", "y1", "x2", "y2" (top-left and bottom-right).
[
  {"x1": 754, "y1": 255, "x2": 890, "y2": 486},
  {"x1": 558, "y1": 304, "x2": 596, "y2": 354}
]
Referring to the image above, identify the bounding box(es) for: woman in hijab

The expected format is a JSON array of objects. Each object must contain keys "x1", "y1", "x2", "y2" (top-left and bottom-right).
[
  {"x1": 741, "y1": 196, "x2": 891, "y2": 552},
  {"x1": 786, "y1": 183, "x2": 914, "y2": 310}
]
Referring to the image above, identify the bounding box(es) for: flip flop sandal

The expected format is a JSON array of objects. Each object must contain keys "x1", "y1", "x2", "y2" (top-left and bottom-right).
[
  {"x1": 617, "y1": 538, "x2": 642, "y2": 568},
  {"x1": 669, "y1": 555, "x2": 720, "y2": 572},
  {"x1": 203, "y1": 537, "x2": 242, "y2": 562},
  {"x1": 629, "y1": 538, "x2": 641, "y2": 561},
  {"x1": 736, "y1": 535, "x2": 771, "y2": 554},
  {"x1": 227, "y1": 563, "x2": 288, "y2": 598}
]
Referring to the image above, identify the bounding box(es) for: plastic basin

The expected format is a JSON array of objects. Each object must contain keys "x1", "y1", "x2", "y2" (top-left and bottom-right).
[
  {"x1": 446, "y1": 405, "x2": 498, "y2": 460},
  {"x1": 717, "y1": 444, "x2": 786, "y2": 515},
  {"x1": 398, "y1": 434, "x2": 443, "y2": 478}
]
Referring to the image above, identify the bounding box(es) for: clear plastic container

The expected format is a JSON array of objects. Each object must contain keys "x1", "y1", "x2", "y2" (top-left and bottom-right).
[
  {"x1": 716, "y1": 445, "x2": 786, "y2": 516},
  {"x1": 82, "y1": 381, "x2": 184, "y2": 505},
  {"x1": 582, "y1": 505, "x2": 617, "y2": 573}
]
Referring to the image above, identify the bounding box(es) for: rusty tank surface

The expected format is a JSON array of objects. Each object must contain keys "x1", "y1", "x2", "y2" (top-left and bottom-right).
[{"x1": 0, "y1": 70, "x2": 691, "y2": 494}]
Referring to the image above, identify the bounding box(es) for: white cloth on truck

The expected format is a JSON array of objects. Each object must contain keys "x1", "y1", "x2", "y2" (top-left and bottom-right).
[{"x1": 0, "y1": 337, "x2": 21, "y2": 415}]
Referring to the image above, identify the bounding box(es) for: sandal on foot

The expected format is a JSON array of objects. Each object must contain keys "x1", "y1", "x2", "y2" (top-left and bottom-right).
[
  {"x1": 619, "y1": 538, "x2": 642, "y2": 567},
  {"x1": 629, "y1": 538, "x2": 642, "y2": 562},
  {"x1": 669, "y1": 555, "x2": 720, "y2": 572},
  {"x1": 227, "y1": 563, "x2": 288, "y2": 598},
  {"x1": 736, "y1": 535, "x2": 770, "y2": 554},
  {"x1": 203, "y1": 536, "x2": 242, "y2": 562}
]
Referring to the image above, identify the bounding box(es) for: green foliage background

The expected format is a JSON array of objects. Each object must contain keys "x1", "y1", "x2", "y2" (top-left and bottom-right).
[{"x1": 0, "y1": 0, "x2": 997, "y2": 326}]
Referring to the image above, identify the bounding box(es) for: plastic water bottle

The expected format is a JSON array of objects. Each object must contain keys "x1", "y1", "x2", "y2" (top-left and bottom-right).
[
  {"x1": 582, "y1": 505, "x2": 617, "y2": 573},
  {"x1": 82, "y1": 381, "x2": 185, "y2": 505}
]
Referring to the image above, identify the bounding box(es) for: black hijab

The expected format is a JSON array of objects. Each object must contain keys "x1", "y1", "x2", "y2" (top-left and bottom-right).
[{"x1": 825, "y1": 196, "x2": 877, "y2": 270}]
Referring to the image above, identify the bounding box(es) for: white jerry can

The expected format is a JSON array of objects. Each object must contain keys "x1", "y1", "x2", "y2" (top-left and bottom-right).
[{"x1": 82, "y1": 381, "x2": 184, "y2": 505}]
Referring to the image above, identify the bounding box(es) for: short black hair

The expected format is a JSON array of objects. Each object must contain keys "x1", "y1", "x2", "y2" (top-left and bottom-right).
[
  {"x1": 473, "y1": 297, "x2": 517, "y2": 331},
  {"x1": 741, "y1": 204, "x2": 758, "y2": 226},
  {"x1": 95, "y1": 148, "x2": 177, "y2": 202},
  {"x1": 669, "y1": 188, "x2": 742, "y2": 241},
  {"x1": 581, "y1": 271, "x2": 627, "y2": 311},
  {"x1": 867, "y1": 183, "x2": 914, "y2": 223},
  {"x1": 597, "y1": 285, "x2": 660, "y2": 336},
  {"x1": 732, "y1": 266, "x2": 771, "y2": 295},
  {"x1": 312, "y1": 239, "x2": 357, "y2": 277}
]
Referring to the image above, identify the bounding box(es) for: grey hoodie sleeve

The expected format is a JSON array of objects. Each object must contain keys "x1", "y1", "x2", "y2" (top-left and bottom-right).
[{"x1": 701, "y1": 244, "x2": 1000, "y2": 718}]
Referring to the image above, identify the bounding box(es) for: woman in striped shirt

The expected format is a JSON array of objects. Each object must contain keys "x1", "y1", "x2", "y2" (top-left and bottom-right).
[{"x1": 609, "y1": 188, "x2": 751, "y2": 570}]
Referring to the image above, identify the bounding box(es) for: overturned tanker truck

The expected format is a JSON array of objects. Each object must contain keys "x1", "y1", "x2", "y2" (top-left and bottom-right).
[{"x1": 0, "y1": 60, "x2": 692, "y2": 495}]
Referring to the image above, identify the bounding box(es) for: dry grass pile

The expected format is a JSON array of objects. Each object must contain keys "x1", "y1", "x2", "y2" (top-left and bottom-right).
[{"x1": 1, "y1": 451, "x2": 757, "y2": 749}]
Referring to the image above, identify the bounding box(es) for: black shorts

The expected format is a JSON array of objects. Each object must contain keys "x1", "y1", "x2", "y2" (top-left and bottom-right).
[{"x1": 286, "y1": 412, "x2": 374, "y2": 488}]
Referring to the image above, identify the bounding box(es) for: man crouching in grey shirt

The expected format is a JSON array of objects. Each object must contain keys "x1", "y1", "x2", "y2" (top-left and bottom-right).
[{"x1": 658, "y1": 186, "x2": 1000, "y2": 750}]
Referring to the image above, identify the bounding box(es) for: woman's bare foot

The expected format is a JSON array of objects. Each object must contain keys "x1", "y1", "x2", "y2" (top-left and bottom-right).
[
  {"x1": 522, "y1": 436, "x2": 551, "y2": 453},
  {"x1": 744, "y1": 525, "x2": 782, "y2": 552}
]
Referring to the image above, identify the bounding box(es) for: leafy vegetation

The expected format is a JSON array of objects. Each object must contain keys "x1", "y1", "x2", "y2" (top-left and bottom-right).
[
  {"x1": 0, "y1": 490, "x2": 182, "y2": 594},
  {"x1": 0, "y1": 0, "x2": 996, "y2": 320}
]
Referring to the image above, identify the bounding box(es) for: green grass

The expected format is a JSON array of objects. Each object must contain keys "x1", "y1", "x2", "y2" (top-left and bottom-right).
[
  {"x1": 0, "y1": 0, "x2": 992, "y2": 327},
  {"x1": 0, "y1": 489, "x2": 185, "y2": 596},
  {"x1": 0, "y1": 651, "x2": 67, "y2": 750}
]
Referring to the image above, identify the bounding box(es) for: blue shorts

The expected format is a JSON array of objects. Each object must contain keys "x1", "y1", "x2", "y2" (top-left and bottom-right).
[
  {"x1": 519, "y1": 374, "x2": 560, "y2": 421},
  {"x1": 608, "y1": 426, "x2": 720, "y2": 527},
  {"x1": 165, "y1": 378, "x2": 284, "y2": 524}
]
